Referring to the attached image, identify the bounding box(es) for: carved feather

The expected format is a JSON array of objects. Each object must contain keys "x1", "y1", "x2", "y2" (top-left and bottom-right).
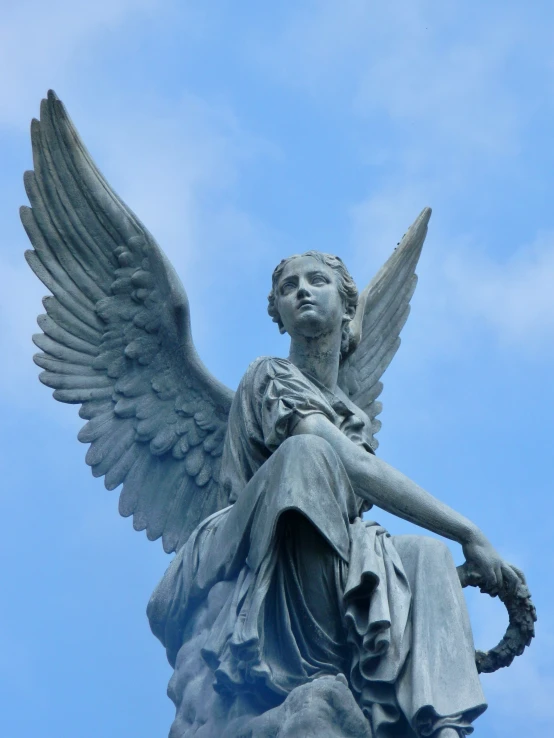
[{"x1": 338, "y1": 207, "x2": 431, "y2": 450}]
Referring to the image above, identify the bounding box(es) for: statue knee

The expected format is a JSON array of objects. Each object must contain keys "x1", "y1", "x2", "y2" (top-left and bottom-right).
[
  {"x1": 419, "y1": 536, "x2": 450, "y2": 555},
  {"x1": 273, "y1": 435, "x2": 343, "y2": 489},
  {"x1": 395, "y1": 535, "x2": 454, "y2": 567}
]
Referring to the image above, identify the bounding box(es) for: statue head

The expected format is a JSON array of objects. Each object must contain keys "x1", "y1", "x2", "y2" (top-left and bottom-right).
[{"x1": 267, "y1": 250, "x2": 359, "y2": 360}]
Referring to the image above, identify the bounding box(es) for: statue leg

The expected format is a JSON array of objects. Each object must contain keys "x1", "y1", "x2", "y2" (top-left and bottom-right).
[
  {"x1": 162, "y1": 433, "x2": 369, "y2": 736},
  {"x1": 390, "y1": 535, "x2": 487, "y2": 736}
]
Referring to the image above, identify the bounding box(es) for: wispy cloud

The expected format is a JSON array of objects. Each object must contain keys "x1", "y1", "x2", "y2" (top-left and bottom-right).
[
  {"x1": 353, "y1": 9, "x2": 525, "y2": 157},
  {"x1": 347, "y1": 168, "x2": 554, "y2": 359},
  {"x1": 444, "y1": 231, "x2": 554, "y2": 351},
  {"x1": 2, "y1": 5, "x2": 553, "y2": 738},
  {"x1": 0, "y1": 0, "x2": 160, "y2": 128},
  {"x1": 85, "y1": 91, "x2": 279, "y2": 276},
  {"x1": 3, "y1": 86, "x2": 280, "y2": 409},
  {"x1": 251, "y1": 0, "x2": 540, "y2": 158},
  {"x1": 244, "y1": 1, "x2": 554, "y2": 362}
]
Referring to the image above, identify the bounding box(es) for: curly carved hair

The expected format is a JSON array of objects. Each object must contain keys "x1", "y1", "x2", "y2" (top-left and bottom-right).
[{"x1": 267, "y1": 250, "x2": 359, "y2": 360}]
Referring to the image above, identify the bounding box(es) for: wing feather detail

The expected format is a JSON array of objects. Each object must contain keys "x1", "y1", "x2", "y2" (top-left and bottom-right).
[
  {"x1": 23, "y1": 91, "x2": 233, "y2": 552},
  {"x1": 338, "y1": 208, "x2": 431, "y2": 450}
]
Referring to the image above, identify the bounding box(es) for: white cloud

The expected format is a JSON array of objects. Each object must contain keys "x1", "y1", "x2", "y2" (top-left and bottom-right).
[
  {"x1": 245, "y1": 0, "x2": 554, "y2": 363},
  {"x1": 353, "y1": 10, "x2": 523, "y2": 155},
  {"x1": 349, "y1": 183, "x2": 434, "y2": 271},
  {"x1": 349, "y1": 184, "x2": 554, "y2": 359},
  {"x1": 0, "y1": 0, "x2": 161, "y2": 128},
  {"x1": 250, "y1": 1, "x2": 547, "y2": 162},
  {"x1": 84, "y1": 91, "x2": 279, "y2": 277},
  {"x1": 3, "y1": 86, "x2": 280, "y2": 410},
  {"x1": 444, "y1": 231, "x2": 554, "y2": 351}
]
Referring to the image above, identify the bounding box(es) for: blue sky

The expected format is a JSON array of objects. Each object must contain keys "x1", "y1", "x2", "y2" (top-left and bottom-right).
[{"x1": 1, "y1": 1, "x2": 553, "y2": 736}]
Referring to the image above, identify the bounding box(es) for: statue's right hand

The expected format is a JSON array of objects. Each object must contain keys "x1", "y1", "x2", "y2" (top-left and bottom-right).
[
  {"x1": 461, "y1": 534, "x2": 525, "y2": 597},
  {"x1": 458, "y1": 534, "x2": 536, "y2": 674}
]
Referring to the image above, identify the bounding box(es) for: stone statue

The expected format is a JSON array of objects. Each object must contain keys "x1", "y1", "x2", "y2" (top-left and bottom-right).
[{"x1": 23, "y1": 92, "x2": 536, "y2": 738}]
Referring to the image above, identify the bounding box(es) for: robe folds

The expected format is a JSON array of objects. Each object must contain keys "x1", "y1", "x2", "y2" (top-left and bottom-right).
[{"x1": 148, "y1": 357, "x2": 486, "y2": 737}]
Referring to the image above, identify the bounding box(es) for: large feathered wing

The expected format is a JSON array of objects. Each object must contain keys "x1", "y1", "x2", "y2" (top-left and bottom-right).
[
  {"x1": 338, "y1": 207, "x2": 431, "y2": 450},
  {"x1": 22, "y1": 90, "x2": 234, "y2": 553}
]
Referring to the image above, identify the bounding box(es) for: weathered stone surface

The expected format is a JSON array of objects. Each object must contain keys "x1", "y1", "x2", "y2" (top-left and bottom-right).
[
  {"x1": 23, "y1": 91, "x2": 535, "y2": 738},
  {"x1": 233, "y1": 676, "x2": 373, "y2": 738}
]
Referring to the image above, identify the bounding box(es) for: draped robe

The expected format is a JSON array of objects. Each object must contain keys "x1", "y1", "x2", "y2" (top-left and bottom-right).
[{"x1": 148, "y1": 357, "x2": 486, "y2": 737}]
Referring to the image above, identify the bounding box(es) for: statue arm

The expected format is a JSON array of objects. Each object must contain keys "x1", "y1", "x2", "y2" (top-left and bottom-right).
[{"x1": 293, "y1": 413, "x2": 522, "y2": 593}]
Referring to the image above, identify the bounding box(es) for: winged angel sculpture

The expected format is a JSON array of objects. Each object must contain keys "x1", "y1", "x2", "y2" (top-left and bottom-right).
[{"x1": 23, "y1": 92, "x2": 535, "y2": 738}]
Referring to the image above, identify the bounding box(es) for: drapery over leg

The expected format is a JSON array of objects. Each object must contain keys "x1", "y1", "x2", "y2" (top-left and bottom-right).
[
  {"x1": 149, "y1": 435, "x2": 487, "y2": 738},
  {"x1": 392, "y1": 535, "x2": 487, "y2": 736}
]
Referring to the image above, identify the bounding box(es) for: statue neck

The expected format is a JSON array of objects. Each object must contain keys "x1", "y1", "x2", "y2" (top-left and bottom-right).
[{"x1": 288, "y1": 330, "x2": 341, "y2": 392}]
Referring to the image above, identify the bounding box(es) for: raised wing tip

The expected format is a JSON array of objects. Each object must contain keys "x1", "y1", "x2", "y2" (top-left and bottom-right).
[
  {"x1": 417, "y1": 206, "x2": 432, "y2": 227},
  {"x1": 40, "y1": 90, "x2": 65, "y2": 122},
  {"x1": 398, "y1": 207, "x2": 432, "y2": 249}
]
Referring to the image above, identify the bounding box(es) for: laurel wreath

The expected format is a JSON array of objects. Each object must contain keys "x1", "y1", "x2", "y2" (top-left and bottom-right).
[{"x1": 457, "y1": 563, "x2": 537, "y2": 673}]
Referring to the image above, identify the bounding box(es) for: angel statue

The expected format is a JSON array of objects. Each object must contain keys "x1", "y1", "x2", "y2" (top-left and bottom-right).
[{"x1": 22, "y1": 92, "x2": 536, "y2": 738}]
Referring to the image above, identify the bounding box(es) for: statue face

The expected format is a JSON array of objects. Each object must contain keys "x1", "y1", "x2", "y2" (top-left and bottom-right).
[{"x1": 275, "y1": 255, "x2": 345, "y2": 339}]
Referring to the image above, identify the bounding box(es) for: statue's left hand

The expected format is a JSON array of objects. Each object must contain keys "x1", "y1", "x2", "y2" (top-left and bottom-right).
[{"x1": 462, "y1": 533, "x2": 525, "y2": 597}]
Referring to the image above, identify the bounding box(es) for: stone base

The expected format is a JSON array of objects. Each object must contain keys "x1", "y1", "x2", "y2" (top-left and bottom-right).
[{"x1": 223, "y1": 675, "x2": 372, "y2": 738}]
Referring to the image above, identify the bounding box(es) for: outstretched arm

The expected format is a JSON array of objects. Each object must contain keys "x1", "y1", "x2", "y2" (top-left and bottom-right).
[{"x1": 293, "y1": 413, "x2": 522, "y2": 593}]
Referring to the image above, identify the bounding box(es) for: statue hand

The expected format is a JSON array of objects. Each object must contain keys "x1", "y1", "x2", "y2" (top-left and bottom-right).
[{"x1": 462, "y1": 533, "x2": 525, "y2": 597}]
